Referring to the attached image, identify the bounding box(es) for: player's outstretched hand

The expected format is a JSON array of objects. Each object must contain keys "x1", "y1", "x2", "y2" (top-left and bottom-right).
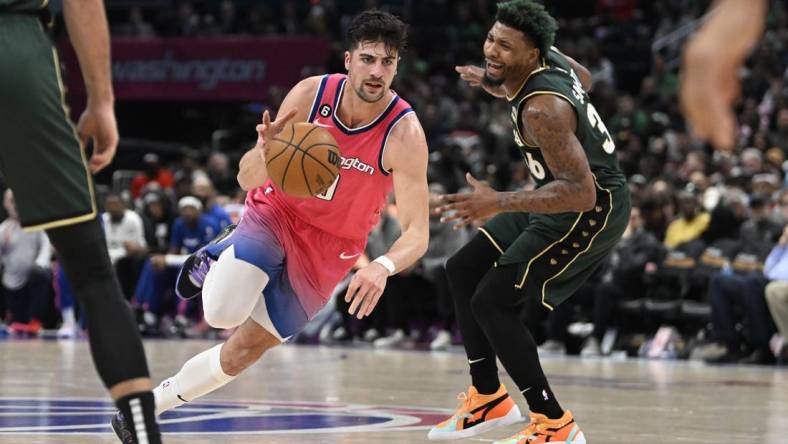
[
  {"x1": 680, "y1": 38, "x2": 739, "y2": 152},
  {"x1": 679, "y1": 0, "x2": 767, "y2": 152},
  {"x1": 455, "y1": 65, "x2": 506, "y2": 98},
  {"x1": 345, "y1": 262, "x2": 389, "y2": 320},
  {"x1": 435, "y1": 173, "x2": 500, "y2": 229},
  {"x1": 255, "y1": 109, "x2": 297, "y2": 161},
  {"x1": 77, "y1": 103, "x2": 118, "y2": 173}
]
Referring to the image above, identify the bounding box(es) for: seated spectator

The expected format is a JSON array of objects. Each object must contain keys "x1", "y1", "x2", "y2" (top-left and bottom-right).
[
  {"x1": 131, "y1": 153, "x2": 175, "y2": 198},
  {"x1": 664, "y1": 191, "x2": 710, "y2": 248},
  {"x1": 0, "y1": 190, "x2": 52, "y2": 335},
  {"x1": 140, "y1": 190, "x2": 175, "y2": 254},
  {"x1": 422, "y1": 184, "x2": 472, "y2": 350},
  {"x1": 191, "y1": 174, "x2": 232, "y2": 230},
  {"x1": 705, "y1": 240, "x2": 778, "y2": 365},
  {"x1": 739, "y1": 194, "x2": 782, "y2": 245},
  {"x1": 206, "y1": 152, "x2": 238, "y2": 197},
  {"x1": 764, "y1": 226, "x2": 788, "y2": 364},
  {"x1": 102, "y1": 193, "x2": 147, "y2": 300},
  {"x1": 134, "y1": 196, "x2": 217, "y2": 334}
]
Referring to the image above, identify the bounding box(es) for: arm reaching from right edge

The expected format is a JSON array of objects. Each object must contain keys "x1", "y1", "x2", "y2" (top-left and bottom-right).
[
  {"x1": 681, "y1": 0, "x2": 767, "y2": 151},
  {"x1": 237, "y1": 77, "x2": 319, "y2": 191}
]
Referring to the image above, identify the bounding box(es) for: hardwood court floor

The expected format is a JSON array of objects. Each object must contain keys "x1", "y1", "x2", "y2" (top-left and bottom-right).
[{"x1": 0, "y1": 339, "x2": 786, "y2": 443}]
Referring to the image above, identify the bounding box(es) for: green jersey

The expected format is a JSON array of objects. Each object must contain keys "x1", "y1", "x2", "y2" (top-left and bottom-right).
[
  {"x1": 0, "y1": 0, "x2": 47, "y2": 13},
  {"x1": 507, "y1": 47, "x2": 626, "y2": 190}
]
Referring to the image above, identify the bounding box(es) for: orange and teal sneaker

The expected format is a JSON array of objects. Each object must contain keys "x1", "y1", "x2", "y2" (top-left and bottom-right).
[
  {"x1": 492, "y1": 410, "x2": 586, "y2": 444},
  {"x1": 427, "y1": 384, "x2": 522, "y2": 441}
]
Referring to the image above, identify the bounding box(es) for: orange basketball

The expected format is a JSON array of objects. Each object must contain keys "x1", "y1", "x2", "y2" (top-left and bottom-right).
[{"x1": 265, "y1": 122, "x2": 341, "y2": 198}]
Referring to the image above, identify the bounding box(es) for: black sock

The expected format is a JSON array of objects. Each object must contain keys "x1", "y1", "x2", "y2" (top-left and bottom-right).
[
  {"x1": 521, "y1": 385, "x2": 563, "y2": 419},
  {"x1": 469, "y1": 357, "x2": 500, "y2": 395},
  {"x1": 116, "y1": 391, "x2": 162, "y2": 444},
  {"x1": 446, "y1": 234, "x2": 503, "y2": 396}
]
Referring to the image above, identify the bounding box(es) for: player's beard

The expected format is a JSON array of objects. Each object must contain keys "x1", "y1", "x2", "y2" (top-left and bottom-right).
[
  {"x1": 482, "y1": 73, "x2": 505, "y2": 87},
  {"x1": 481, "y1": 58, "x2": 506, "y2": 87},
  {"x1": 352, "y1": 78, "x2": 387, "y2": 103}
]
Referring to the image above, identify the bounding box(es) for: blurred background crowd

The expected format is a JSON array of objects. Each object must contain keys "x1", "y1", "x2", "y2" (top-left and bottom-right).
[{"x1": 1, "y1": 0, "x2": 788, "y2": 367}]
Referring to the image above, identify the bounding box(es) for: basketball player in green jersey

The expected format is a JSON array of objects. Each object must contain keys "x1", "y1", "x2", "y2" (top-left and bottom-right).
[
  {"x1": 430, "y1": 1, "x2": 629, "y2": 443},
  {"x1": 0, "y1": 1, "x2": 161, "y2": 442}
]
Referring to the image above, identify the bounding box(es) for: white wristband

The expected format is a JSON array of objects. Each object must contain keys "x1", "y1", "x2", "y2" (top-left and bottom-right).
[{"x1": 373, "y1": 255, "x2": 396, "y2": 275}]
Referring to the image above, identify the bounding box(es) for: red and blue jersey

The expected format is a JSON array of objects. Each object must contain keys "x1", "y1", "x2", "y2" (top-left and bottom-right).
[
  {"x1": 242, "y1": 74, "x2": 416, "y2": 312},
  {"x1": 248, "y1": 73, "x2": 414, "y2": 243}
]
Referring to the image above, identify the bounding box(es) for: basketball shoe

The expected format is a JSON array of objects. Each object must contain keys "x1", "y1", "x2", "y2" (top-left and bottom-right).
[
  {"x1": 110, "y1": 411, "x2": 134, "y2": 444},
  {"x1": 175, "y1": 223, "x2": 237, "y2": 300},
  {"x1": 492, "y1": 410, "x2": 586, "y2": 444},
  {"x1": 427, "y1": 384, "x2": 522, "y2": 441}
]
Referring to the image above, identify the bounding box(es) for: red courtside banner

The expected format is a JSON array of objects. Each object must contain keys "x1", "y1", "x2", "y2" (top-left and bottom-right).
[{"x1": 56, "y1": 38, "x2": 330, "y2": 101}]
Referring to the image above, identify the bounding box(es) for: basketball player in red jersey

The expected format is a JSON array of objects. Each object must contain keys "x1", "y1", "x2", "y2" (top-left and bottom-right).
[{"x1": 111, "y1": 10, "x2": 429, "y2": 441}]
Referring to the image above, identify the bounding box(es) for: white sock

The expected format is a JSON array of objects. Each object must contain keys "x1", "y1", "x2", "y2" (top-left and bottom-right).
[
  {"x1": 61, "y1": 307, "x2": 75, "y2": 327},
  {"x1": 153, "y1": 343, "x2": 236, "y2": 415}
]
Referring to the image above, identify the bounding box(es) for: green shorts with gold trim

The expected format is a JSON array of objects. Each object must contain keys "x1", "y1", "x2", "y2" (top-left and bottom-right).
[
  {"x1": 0, "y1": 14, "x2": 95, "y2": 231},
  {"x1": 479, "y1": 183, "x2": 630, "y2": 310}
]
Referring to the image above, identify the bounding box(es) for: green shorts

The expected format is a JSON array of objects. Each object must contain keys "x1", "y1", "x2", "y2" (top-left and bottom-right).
[
  {"x1": 0, "y1": 14, "x2": 95, "y2": 231},
  {"x1": 480, "y1": 184, "x2": 630, "y2": 310}
]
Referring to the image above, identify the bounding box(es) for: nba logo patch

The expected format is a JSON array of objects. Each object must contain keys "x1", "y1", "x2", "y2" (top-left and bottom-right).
[{"x1": 319, "y1": 104, "x2": 332, "y2": 117}]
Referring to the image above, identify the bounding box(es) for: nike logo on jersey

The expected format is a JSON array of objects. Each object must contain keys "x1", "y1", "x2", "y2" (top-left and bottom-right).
[
  {"x1": 468, "y1": 357, "x2": 486, "y2": 364},
  {"x1": 313, "y1": 120, "x2": 332, "y2": 128},
  {"x1": 339, "y1": 252, "x2": 361, "y2": 260}
]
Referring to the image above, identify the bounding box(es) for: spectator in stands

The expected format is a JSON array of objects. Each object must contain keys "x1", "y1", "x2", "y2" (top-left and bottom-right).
[
  {"x1": 739, "y1": 194, "x2": 783, "y2": 245},
  {"x1": 0, "y1": 190, "x2": 51, "y2": 335},
  {"x1": 191, "y1": 174, "x2": 232, "y2": 230},
  {"x1": 706, "y1": 248, "x2": 777, "y2": 365},
  {"x1": 114, "y1": 6, "x2": 156, "y2": 38},
  {"x1": 140, "y1": 190, "x2": 175, "y2": 254},
  {"x1": 764, "y1": 225, "x2": 788, "y2": 364},
  {"x1": 702, "y1": 187, "x2": 748, "y2": 244},
  {"x1": 134, "y1": 196, "x2": 216, "y2": 334},
  {"x1": 102, "y1": 193, "x2": 147, "y2": 301},
  {"x1": 422, "y1": 184, "x2": 472, "y2": 350},
  {"x1": 131, "y1": 153, "x2": 175, "y2": 198},
  {"x1": 206, "y1": 152, "x2": 238, "y2": 197},
  {"x1": 664, "y1": 191, "x2": 710, "y2": 248}
]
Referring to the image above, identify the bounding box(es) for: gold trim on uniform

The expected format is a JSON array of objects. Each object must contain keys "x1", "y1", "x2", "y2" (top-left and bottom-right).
[
  {"x1": 537, "y1": 182, "x2": 613, "y2": 310},
  {"x1": 24, "y1": 49, "x2": 98, "y2": 232},
  {"x1": 514, "y1": 179, "x2": 615, "y2": 310},
  {"x1": 514, "y1": 211, "x2": 583, "y2": 294},
  {"x1": 478, "y1": 227, "x2": 505, "y2": 255},
  {"x1": 506, "y1": 59, "x2": 549, "y2": 102}
]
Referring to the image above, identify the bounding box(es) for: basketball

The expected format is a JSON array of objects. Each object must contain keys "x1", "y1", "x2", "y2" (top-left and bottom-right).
[{"x1": 265, "y1": 122, "x2": 341, "y2": 198}]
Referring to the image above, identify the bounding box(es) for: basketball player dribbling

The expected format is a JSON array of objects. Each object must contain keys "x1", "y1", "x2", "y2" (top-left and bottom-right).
[
  {"x1": 430, "y1": 1, "x2": 629, "y2": 443},
  {"x1": 110, "y1": 10, "x2": 430, "y2": 442}
]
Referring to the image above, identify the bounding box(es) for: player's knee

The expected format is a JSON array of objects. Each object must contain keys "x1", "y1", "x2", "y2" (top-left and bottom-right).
[
  {"x1": 203, "y1": 301, "x2": 246, "y2": 329},
  {"x1": 47, "y1": 218, "x2": 116, "y2": 290}
]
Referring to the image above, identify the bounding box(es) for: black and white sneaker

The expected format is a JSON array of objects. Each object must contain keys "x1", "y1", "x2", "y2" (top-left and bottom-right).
[
  {"x1": 175, "y1": 223, "x2": 237, "y2": 300},
  {"x1": 110, "y1": 411, "x2": 134, "y2": 444}
]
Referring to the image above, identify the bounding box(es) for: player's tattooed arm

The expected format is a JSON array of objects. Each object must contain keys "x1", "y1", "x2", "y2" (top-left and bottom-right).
[{"x1": 497, "y1": 95, "x2": 596, "y2": 213}]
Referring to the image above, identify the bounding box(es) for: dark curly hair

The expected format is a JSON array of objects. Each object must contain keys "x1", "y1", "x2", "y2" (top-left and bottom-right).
[
  {"x1": 495, "y1": 0, "x2": 557, "y2": 56},
  {"x1": 346, "y1": 10, "x2": 408, "y2": 55}
]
